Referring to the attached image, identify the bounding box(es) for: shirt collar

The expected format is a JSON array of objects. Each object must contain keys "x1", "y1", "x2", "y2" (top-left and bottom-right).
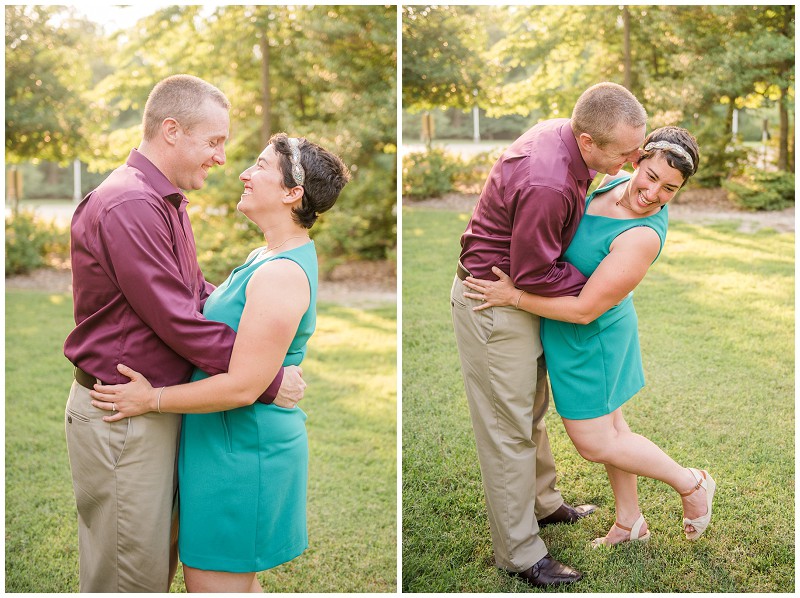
[
  {"x1": 562, "y1": 121, "x2": 597, "y2": 183},
  {"x1": 126, "y1": 149, "x2": 186, "y2": 209}
]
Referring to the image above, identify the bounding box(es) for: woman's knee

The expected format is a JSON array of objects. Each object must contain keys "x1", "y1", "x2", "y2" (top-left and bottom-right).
[{"x1": 563, "y1": 419, "x2": 616, "y2": 463}]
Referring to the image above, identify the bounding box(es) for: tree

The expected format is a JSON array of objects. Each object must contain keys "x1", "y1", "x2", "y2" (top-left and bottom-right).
[
  {"x1": 402, "y1": 6, "x2": 488, "y2": 112},
  {"x1": 5, "y1": 5, "x2": 106, "y2": 165}
]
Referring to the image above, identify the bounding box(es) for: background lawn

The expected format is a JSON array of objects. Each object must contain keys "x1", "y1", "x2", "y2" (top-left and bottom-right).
[
  {"x1": 5, "y1": 291, "x2": 397, "y2": 593},
  {"x1": 401, "y1": 206, "x2": 794, "y2": 593}
]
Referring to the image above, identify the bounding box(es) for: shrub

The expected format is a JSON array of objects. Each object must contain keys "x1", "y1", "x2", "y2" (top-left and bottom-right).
[
  {"x1": 452, "y1": 150, "x2": 499, "y2": 194},
  {"x1": 723, "y1": 170, "x2": 796, "y2": 211},
  {"x1": 311, "y1": 154, "x2": 398, "y2": 274},
  {"x1": 5, "y1": 211, "x2": 69, "y2": 276},
  {"x1": 402, "y1": 148, "x2": 501, "y2": 199},
  {"x1": 692, "y1": 120, "x2": 750, "y2": 188},
  {"x1": 402, "y1": 149, "x2": 460, "y2": 200}
]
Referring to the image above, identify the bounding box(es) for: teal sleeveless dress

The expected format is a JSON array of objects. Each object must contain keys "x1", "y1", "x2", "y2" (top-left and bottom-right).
[
  {"x1": 540, "y1": 175, "x2": 668, "y2": 420},
  {"x1": 177, "y1": 241, "x2": 317, "y2": 572}
]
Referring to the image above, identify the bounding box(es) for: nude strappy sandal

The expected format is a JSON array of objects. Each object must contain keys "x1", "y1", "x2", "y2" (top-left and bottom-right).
[
  {"x1": 591, "y1": 513, "x2": 651, "y2": 549},
  {"x1": 681, "y1": 468, "x2": 716, "y2": 540}
]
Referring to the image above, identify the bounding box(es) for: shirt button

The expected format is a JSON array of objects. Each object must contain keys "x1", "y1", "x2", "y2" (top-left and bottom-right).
[{"x1": 67, "y1": 416, "x2": 73, "y2": 424}]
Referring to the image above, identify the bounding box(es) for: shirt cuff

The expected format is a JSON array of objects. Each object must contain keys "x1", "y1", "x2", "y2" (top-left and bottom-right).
[{"x1": 257, "y1": 367, "x2": 284, "y2": 404}]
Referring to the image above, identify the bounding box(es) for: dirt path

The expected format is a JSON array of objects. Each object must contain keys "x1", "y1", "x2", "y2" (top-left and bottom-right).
[{"x1": 405, "y1": 188, "x2": 795, "y2": 234}]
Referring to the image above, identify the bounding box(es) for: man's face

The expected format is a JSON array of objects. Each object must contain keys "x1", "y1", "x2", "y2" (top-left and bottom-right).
[
  {"x1": 582, "y1": 122, "x2": 646, "y2": 175},
  {"x1": 172, "y1": 100, "x2": 229, "y2": 191}
]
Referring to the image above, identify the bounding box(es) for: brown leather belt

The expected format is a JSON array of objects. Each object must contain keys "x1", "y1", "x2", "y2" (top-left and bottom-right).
[
  {"x1": 456, "y1": 261, "x2": 471, "y2": 281},
  {"x1": 74, "y1": 366, "x2": 105, "y2": 390}
]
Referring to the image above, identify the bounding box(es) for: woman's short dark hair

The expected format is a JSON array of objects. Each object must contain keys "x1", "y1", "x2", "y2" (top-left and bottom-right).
[
  {"x1": 269, "y1": 133, "x2": 351, "y2": 228},
  {"x1": 640, "y1": 126, "x2": 700, "y2": 186}
]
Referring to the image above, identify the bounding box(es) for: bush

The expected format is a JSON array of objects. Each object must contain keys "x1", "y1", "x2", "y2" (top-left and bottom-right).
[
  {"x1": 402, "y1": 148, "x2": 502, "y2": 200},
  {"x1": 692, "y1": 120, "x2": 750, "y2": 188},
  {"x1": 311, "y1": 153, "x2": 398, "y2": 273},
  {"x1": 402, "y1": 149, "x2": 460, "y2": 200},
  {"x1": 451, "y1": 150, "x2": 499, "y2": 194},
  {"x1": 5, "y1": 211, "x2": 69, "y2": 276},
  {"x1": 723, "y1": 169, "x2": 796, "y2": 211}
]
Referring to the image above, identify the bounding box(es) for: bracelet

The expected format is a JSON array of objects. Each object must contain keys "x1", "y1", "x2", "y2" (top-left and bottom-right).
[
  {"x1": 515, "y1": 289, "x2": 525, "y2": 309},
  {"x1": 156, "y1": 387, "x2": 165, "y2": 414}
]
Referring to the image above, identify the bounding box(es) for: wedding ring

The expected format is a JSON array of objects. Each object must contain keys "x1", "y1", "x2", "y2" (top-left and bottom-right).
[{"x1": 112, "y1": 404, "x2": 116, "y2": 412}]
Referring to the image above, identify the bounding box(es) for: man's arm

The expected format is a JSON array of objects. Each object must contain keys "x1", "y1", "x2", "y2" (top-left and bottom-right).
[
  {"x1": 509, "y1": 185, "x2": 588, "y2": 297},
  {"x1": 99, "y1": 201, "x2": 296, "y2": 403},
  {"x1": 91, "y1": 259, "x2": 310, "y2": 419}
]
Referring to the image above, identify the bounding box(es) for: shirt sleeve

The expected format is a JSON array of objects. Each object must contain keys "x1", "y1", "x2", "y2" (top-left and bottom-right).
[
  {"x1": 509, "y1": 185, "x2": 588, "y2": 297},
  {"x1": 97, "y1": 201, "x2": 280, "y2": 402}
]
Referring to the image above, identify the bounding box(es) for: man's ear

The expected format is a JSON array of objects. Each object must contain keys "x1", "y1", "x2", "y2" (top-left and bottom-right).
[
  {"x1": 162, "y1": 118, "x2": 180, "y2": 146},
  {"x1": 577, "y1": 132, "x2": 595, "y2": 152}
]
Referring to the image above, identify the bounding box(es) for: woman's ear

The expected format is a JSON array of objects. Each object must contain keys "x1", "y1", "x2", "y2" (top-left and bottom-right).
[{"x1": 283, "y1": 185, "x2": 304, "y2": 205}]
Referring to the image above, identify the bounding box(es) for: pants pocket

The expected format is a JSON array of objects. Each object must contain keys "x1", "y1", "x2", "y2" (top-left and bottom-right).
[{"x1": 109, "y1": 418, "x2": 133, "y2": 469}]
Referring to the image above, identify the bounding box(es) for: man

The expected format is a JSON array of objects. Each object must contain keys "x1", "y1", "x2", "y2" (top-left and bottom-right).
[
  {"x1": 63, "y1": 74, "x2": 305, "y2": 593},
  {"x1": 450, "y1": 82, "x2": 647, "y2": 587}
]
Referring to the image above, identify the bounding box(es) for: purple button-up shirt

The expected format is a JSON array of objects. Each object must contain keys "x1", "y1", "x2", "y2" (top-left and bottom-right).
[
  {"x1": 64, "y1": 149, "x2": 282, "y2": 398},
  {"x1": 460, "y1": 118, "x2": 596, "y2": 297}
]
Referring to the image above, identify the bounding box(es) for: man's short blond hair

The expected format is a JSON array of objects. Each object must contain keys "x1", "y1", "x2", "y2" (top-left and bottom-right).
[
  {"x1": 142, "y1": 74, "x2": 230, "y2": 141},
  {"x1": 571, "y1": 82, "x2": 647, "y2": 148}
]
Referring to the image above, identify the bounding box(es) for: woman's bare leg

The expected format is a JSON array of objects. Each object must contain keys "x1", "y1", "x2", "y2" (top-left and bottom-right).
[
  {"x1": 183, "y1": 565, "x2": 260, "y2": 593},
  {"x1": 562, "y1": 408, "x2": 708, "y2": 535}
]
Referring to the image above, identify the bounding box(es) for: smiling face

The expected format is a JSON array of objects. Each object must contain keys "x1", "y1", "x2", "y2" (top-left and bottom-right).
[
  {"x1": 171, "y1": 99, "x2": 229, "y2": 191},
  {"x1": 622, "y1": 152, "x2": 686, "y2": 215},
  {"x1": 237, "y1": 144, "x2": 289, "y2": 218},
  {"x1": 580, "y1": 121, "x2": 646, "y2": 175}
]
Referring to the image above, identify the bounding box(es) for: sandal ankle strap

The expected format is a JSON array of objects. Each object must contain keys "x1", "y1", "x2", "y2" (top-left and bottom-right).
[
  {"x1": 614, "y1": 514, "x2": 646, "y2": 540},
  {"x1": 680, "y1": 469, "x2": 706, "y2": 497}
]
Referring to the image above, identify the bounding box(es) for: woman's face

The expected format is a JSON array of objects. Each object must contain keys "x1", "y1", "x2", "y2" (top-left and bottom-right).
[
  {"x1": 625, "y1": 152, "x2": 685, "y2": 213},
  {"x1": 237, "y1": 145, "x2": 287, "y2": 215}
]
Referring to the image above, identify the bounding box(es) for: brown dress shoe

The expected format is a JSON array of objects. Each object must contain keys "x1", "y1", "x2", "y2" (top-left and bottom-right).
[
  {"x1": 509, "y1": 554, "x2": 583, "y2": 587},
  {"x1": 537, "y1": 502, "x2": 598, "y2": 527}
]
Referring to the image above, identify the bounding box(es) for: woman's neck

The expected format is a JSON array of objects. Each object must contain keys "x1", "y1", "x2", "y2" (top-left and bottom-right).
[{"x1": 260, "y1": 222, "x2": 310, "y2": 254}]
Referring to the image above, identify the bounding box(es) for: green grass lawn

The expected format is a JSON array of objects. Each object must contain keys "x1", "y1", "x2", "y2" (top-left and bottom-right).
[
  {"x1": 402, "y1": 206, "x2": 794, "y2": 592},
  {"x1": 5, "y1": 291, "x2": 397, "y2": 593}
]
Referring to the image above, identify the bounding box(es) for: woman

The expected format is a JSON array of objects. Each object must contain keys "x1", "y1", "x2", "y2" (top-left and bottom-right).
[
  {"x1": 462, "y1": 126, "x2": 715, "y2": 548},
  {"x1": 89, "y1": 133, "x2": 350, "y2": 591}
]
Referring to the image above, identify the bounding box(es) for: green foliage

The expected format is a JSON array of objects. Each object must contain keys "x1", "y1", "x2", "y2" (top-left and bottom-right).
[
  {"x1": 402, "y1": 149, "x2": 460, "y2": 200},
  {"x1": 6, "y1": 5, "x2": 396, "y2": 264},
  {"x1": 403, "y1": 5, "x2": 795, "y2": 179},
  {"x1": 692, "y1": 119, "x2": 751, "y2": 188},
  {"x1": 402, "y1": 206, "x2": 794, "y2": 592},
  {"x1": 5, "y1": 6, "x2": 110, "y2": 165},
  {"x1": 402, "y1": 6, "x2": 490, "y2": 110},
  {"x1": 402, "y1": 149, "x2": 499, "y2": 199},
  {"x1": 5, "y1": 211, "x2": 69, "y2": 276},
  {"x1": 312, "y1": 151, "x2": 397, "y2": 270},
  {"x1": 723, "y1": 170, "x2": 796, "y2": 211}
]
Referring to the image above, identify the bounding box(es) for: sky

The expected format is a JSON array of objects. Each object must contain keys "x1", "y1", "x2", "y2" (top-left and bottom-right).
[{"x1": 72, "y1": 3, "x2": 176, "y2": 32}]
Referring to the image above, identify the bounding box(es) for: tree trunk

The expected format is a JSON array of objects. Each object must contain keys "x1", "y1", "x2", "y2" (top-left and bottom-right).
[
  {"x1": 260, "y1": 33, "x2": 271, "y2": 146},
  {"x1": 778, "y1": 85, "x2": 789, "y2": 172},
  {"x1": 622, "y1": 6, "x2": 632, "y2": 90}
]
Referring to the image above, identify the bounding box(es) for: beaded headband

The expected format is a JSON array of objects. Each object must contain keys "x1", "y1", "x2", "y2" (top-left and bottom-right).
[
  {"x1": 644, "y1": 140, "x2": 694, "y2": 169},
  {"x1": 288, "y1": 137, "x2": 305, "y2": 186}
]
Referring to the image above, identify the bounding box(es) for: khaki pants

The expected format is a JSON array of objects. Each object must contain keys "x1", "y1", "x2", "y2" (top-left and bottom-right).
[
  {"x1": 65, "y1": 381, "x2": 181, "y2": 592},
  {"x1": 450, "y1": 276, "x2": 563, "y2": 571}
]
